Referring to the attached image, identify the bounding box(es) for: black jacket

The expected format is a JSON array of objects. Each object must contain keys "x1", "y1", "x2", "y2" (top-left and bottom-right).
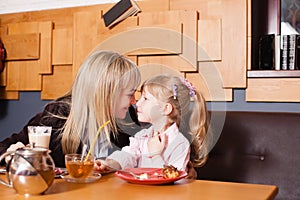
[{"x1": 0, "y1": 95, "x2": 142, "y2": 167}]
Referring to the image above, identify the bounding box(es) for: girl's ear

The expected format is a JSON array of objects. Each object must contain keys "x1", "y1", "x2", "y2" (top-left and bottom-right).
[{"x1": 163, "y1": 103, "x2": 173, "y2": 115}]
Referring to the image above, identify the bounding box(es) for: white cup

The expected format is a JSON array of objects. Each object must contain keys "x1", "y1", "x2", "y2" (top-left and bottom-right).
[{"x1": 28, "y1": 126, "x2": 52, "y2": 149}]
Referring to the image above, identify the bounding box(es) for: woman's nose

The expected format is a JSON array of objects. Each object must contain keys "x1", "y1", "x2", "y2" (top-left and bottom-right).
[{"x1": 130, "y1": 94, "x2": 136, "y2": 105}]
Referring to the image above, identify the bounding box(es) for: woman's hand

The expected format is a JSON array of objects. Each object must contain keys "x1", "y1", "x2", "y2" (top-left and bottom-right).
[
  {"x1": 7, "y1": 142, "x2": 25, "y2": 152},
  {"x1": 5, "y1": 142, "x2": 25, "y2": 163},
  {"x1": 147, "y1": 131, "x2": 167, "y2": 158}
]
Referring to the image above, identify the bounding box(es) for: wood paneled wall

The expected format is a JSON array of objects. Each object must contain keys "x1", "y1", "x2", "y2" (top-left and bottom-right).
[{"x1": 0, "y1": 0, "x2": 248, "y2": 102}]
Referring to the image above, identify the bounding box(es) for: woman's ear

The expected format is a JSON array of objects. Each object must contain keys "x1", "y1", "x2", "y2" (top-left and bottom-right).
[{"x1": 163, "y1": 103, "x2": 173, "y2": 115}]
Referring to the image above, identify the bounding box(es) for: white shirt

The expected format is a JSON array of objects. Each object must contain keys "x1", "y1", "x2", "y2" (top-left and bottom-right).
[{"x1": 108, "y1": 123, "x2": 190, "y2": 171}]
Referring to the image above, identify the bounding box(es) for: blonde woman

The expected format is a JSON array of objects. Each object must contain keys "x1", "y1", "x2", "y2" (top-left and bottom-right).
[
  {"x1": 0, "y1": 50, "x2": 141, "y2": 167},
  {"x1": 97, "y1": 75, "x2": 209, "y2": 172},
  {"x1": 61, "y1": 50, "x2": 141, "y2": 159}
]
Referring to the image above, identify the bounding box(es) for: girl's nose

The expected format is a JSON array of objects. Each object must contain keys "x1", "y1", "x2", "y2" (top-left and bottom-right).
[{"x1": 136, "y1": 99, "x2": 141, "y2": 107}]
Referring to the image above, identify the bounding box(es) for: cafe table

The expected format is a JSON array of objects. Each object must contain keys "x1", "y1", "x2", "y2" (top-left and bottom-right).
[{"x1": 0, "y1": 173, "x2": 278, "y2": 200}]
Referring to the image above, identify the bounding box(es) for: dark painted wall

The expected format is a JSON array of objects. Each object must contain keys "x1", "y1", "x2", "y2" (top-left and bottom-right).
[
  {"x1": 1, "y1": 90, "x2": 300, "y2": 141},
  {"x1": 0, "y1": 92, "x2": 50, "y2": 141}
]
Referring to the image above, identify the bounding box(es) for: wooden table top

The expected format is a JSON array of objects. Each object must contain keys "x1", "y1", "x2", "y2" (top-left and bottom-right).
[{"x1": 0, "y1": 173, "x2": 278, "y2": 200}]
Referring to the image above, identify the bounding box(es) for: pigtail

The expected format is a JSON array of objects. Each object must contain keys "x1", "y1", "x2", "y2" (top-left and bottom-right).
[{"x1": 189, "y1": 90, "x2": 209, "y2": 167}]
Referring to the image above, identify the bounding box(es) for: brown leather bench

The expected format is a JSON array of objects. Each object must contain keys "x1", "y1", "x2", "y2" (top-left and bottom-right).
[{"x1": 197, "y1": 111, "x2": 300, "y2": 200}]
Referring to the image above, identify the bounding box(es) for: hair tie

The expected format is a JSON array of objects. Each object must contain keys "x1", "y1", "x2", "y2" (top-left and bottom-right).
[
  {"x1": 182, "y1": 78, "x2": 196, "y2": 97},
  {"x1": 173, "y1": 84, "x2": 178, "y2": 99}
]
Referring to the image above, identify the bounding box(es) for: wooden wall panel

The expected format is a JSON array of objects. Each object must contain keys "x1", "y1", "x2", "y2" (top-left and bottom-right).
[
  {"x1": 186, "y1": 66, "x2": 233, "y2": 102},
  {"x1": 7, "y1": 21, "x2": 53, "y2": 74},
  {"x1": 136, "y1": 0, "x2": 170, "y2": 12},
  {"x1": 138, "y1": 55, "x2": 197, "y2": 72},
  {"x1": 198, "y1": 19, "x2": 221, "y2": 61},
  {"x1": 98, "y1": 15, "x2": 138, "y2": 38},
  {"x1": 0, "y1": 87, "x2": 19, "y2": 100},
  {"x1": 95, "y1": 16, "x2": 139, "y2": 54},
  {"x1": 73, "y1": 11, "x2": 102, "y2": 77},
  {"x1": 138, "y1": 63, "x2": 183, "y2": 86},
  {"x1": 2, "y1": 33, "x2": 40, "y2": 61},
  {"x1": 139, "y1": 10, "x2": 199, "y2": 68},
  {"x1": 0, "y1": 67, "x2": 6, "y2": 86},
  {"x1": 0, "y1": 5, "x2": 111, "y2": 29},
  {"x1": 246, "y1": 78, "x2": 300, "y2": 102},
  {"x1": 6, "y1": 61, "x2": 41, "y2": 91},
  {"x1": 52, "y1": 28, "x2": 72, "y2": 65},
  {"x1": 127, "y1": 24, "x2": 183, "y2": 55},
  {"x1": 98, "y1": 24, "x2": 182, "y2": 55},
  {"x1": 42, "y1": 65, "x2": 72, "y2": 99},
  {"x1": 37, "y1": 21, "x2": 53, "y2": 74}
]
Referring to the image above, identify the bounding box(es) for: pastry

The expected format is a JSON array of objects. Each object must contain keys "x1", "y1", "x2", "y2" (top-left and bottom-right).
[{"x1": 162, "y1": 165, "x2": 179, "y2": 179}]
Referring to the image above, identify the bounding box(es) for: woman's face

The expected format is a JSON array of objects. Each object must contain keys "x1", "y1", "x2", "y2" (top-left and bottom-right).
[
  {"x1": 114, "y1": 87, "x2": 136, "y2": 119},
  {"x1": 136, "y1": 88, "x2": 165, "y2": 123}
]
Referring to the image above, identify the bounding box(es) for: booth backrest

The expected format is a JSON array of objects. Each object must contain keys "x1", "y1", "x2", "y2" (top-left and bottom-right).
[{"x1": 197, "y1": 111, "x2": 300, "y2": 200}]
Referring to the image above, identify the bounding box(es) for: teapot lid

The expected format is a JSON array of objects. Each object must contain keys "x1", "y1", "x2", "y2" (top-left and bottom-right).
[{"x1": 15, "y1": 147, "x2": 50, "y2": 156}]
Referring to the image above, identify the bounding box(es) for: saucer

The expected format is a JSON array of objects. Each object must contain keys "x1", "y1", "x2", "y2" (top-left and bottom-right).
[
  {"x1": 0, "y1": 167, "x2": 6, "y2": 174},
  {"x1": 60, "y1": 172, "x2": 102, "y2": 183},
  {"x1": 55, "y1": 167, "x2": 68, "y2": 178}
]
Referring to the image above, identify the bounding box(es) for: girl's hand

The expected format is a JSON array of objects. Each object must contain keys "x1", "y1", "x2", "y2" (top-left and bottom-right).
[
  {"x1": 94, "y1": 159, "x2": 121, "y2": 174},
  {"x1": 94, "y1": 160, "x2": 110, "y2": 174},
  {"x1": 147, "y1": 131, "x2": 167, "y2": 157}
]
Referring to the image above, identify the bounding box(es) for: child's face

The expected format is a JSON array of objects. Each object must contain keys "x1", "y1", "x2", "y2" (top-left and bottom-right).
[{"x1": 136, "y1": 88, "x2": 165, "y2": 124}]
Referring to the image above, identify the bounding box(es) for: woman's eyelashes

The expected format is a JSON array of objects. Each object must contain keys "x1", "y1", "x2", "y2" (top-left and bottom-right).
[{"x1": 126, "y1": 92, "x2": 135, "y2": 98}]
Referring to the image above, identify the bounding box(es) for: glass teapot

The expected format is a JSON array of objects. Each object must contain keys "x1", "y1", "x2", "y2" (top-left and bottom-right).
[{"x1": 0, "y1": 147, "x2": 55, "y2": 195}]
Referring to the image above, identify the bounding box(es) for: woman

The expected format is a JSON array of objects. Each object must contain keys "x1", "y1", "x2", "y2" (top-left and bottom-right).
[{"x1": 0, "y1": 50, "x2": 141, "y2": 167}]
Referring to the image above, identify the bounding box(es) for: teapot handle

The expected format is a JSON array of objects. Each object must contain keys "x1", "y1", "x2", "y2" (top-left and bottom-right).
[{"x1": 0, "y1": 151, "x2": 14, "y2": 187}]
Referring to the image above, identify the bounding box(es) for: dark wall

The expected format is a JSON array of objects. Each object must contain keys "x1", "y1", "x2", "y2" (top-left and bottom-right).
[
  {"x1": 0, "y1": 92, "x2": 50, "y2": 141},
  {"x1": 1, "y1": 90, "x2": 300, "y2": 141}
]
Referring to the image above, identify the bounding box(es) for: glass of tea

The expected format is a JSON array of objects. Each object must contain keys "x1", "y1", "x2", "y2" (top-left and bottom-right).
[{"x1": 65, "y1": 154, "x2": 95, "y2": 178}]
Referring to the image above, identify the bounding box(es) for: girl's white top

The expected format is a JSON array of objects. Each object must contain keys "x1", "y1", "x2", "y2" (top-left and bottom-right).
[{"x1": 108, "y1": 123, "x2": 190, "y2": 171}]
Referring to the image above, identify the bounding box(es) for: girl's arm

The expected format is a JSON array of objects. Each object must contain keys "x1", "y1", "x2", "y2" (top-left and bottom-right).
[
  {"x1": 166, "y1": 142, "x2": 190, "y2": 171},
  {"x1": 107, "y1": 129, "x2": 147, "y2": 169}
]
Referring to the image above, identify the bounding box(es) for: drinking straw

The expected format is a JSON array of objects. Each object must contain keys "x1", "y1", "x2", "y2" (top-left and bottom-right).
[
  {"x1": 80, "y1": 144, "x2": 87, "y2": 162},
  {"x1": 84, "y1": 120, "x2": 110, "y2": 162}
]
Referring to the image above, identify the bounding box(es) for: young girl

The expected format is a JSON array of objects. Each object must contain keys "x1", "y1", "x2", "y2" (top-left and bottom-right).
[{"x1": 97, "y1": 74, "x2": 209, "y2": 172}]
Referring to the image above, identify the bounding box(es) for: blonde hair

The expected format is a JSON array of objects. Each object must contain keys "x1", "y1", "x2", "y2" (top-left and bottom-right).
[
  {"x1": 142, "y1": 75, "x2": 209, "y2": 167},
  {"x1": 61, "y1": 50, "x2": 141, "y2": 155}
]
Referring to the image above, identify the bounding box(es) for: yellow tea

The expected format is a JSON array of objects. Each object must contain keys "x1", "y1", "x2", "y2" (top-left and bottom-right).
[
  {"x1": 66, "y1": 160, "x2": 94, "y2": 178},
  {"x1": 11, "y1": 169, "x2": 55, "y2": 195}
]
